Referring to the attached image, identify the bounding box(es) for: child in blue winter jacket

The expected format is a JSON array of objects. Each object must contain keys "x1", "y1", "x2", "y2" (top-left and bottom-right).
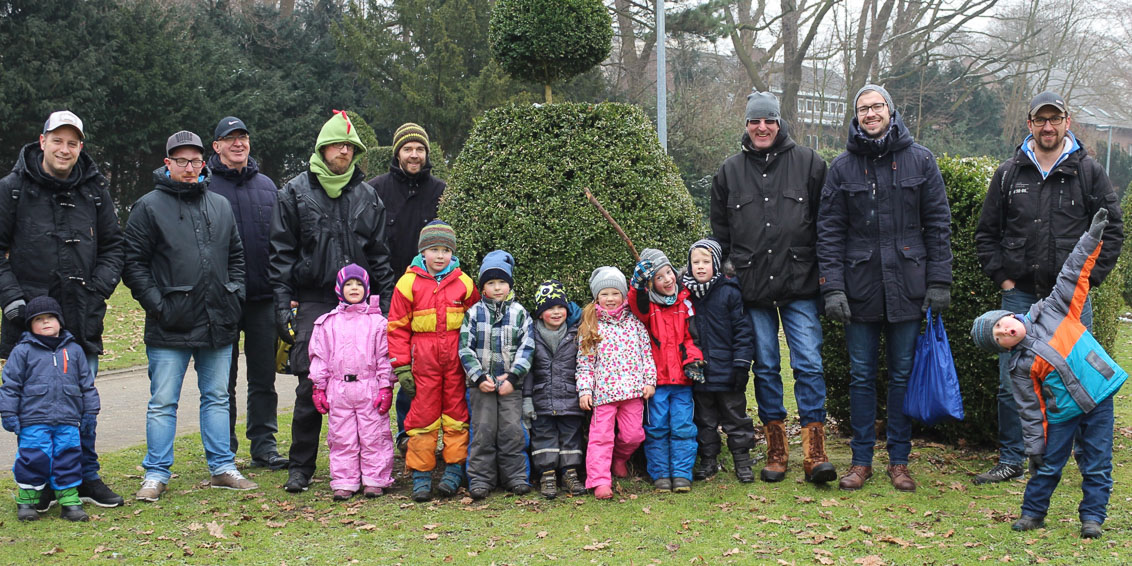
[
  {"x1": 681, "y1": 239, "x2": 758, "y2": 484},
  {"x1": 0, "y1": 296, "x2": 99, "y2": 522},
  {"x1": 971, "y1": 209, "x2": 1126, "y2": 540}
]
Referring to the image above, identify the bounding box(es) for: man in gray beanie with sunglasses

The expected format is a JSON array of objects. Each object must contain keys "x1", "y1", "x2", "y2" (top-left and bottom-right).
[
  {"x1": 710, "y1": 90, "x2": 833, "y2": 486},
  {"x1": 817, "y1": 84, "x2": 953, "y2": 493}
]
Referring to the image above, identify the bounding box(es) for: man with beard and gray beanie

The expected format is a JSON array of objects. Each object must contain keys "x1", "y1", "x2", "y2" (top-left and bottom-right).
[
  {"x1": 709, "y1": 90, "x2": 833, "y2": 486},
  {"x1": 817, "y1": 84, "x2": 953, "y2": 493}
]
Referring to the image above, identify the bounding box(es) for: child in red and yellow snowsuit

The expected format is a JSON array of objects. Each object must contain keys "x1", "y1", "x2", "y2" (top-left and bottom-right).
[{"x1": 387, "y1": 221, "x2": 480, "y2": 502}]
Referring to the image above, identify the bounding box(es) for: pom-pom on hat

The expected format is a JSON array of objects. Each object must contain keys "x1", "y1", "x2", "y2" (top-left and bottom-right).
[
  {"x1": 335, "y1": 263, "x2": 370, "y2": 304},
  {"x1": 589, "y1": 266, "x2": 627, "y2": 299},
  {"x1": 970, "y1": 309, "x2": 1015, "y2": 353},
  {"x1": 418, "y1": 220, "x2": 456, "y2": 253},
  {"x1": 533, "y1": 280, "x2": 569, "y2": 318},
  {"x1": 478, "y1": 250, "x2": 515, "y2": 288}
]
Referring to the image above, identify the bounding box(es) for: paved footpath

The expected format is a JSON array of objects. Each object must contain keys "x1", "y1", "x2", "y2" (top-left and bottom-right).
[{"x1": 0, "y1": 354, "x2": 297, "y2": 470}]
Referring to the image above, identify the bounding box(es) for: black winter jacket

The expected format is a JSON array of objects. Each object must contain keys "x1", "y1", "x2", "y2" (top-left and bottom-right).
[
  {"x1": 122, "y1": 167, "x2": 245, "y2": 348},
  {"x1": 367, "y1": 158, "x2": 445, "y2": 277},
  {"x1": 711, "y1": 129, "x2": 826, "y2": 307},
  {"x1": 207, "y1": 155, "x2": 277, "y2": 302},
  {"x1": 0, "y1": 330, "x2": 98, "y2": 427},
  {"x1": 270, "y1": 169, "x2": 394, "y2": 313},
  {"x1": 524, "y1": 323, "x2": 584, "y2": 417},
  {"x1": 975, "y1": 140, "x2": 1123, "y2": 297},
  {"x1": 817, "y1": 113, "x2": 953, "y2": 323},
  {"x1": 0, "y1": 144, "x2": 124, "y2": 357},
  {"x1": 688, "y1": 277, "x2": 755, "y2": 392}
]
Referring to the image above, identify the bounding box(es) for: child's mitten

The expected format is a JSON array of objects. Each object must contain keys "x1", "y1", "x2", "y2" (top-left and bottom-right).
[
  {"x1": 312, "y1": 388, "x2": 330, "y2": 414},
  {"x1": 684, "y1": 360, "x2": 706, "y2": 383},
  {"x1": 631, "y1": 259, "x2": 655, "y2": 290},
  {"x1": 394, "y1": 366, "x2": 415, "y2": 396},
  {"x1": 1, "y1": 415, "x2": 18, "y2": 435},
  {"x1": 374, "y1": 387, "x2": 393, "y2": 414}
]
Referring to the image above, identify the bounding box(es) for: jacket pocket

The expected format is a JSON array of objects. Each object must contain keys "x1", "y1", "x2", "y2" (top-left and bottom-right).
[
  {"x1": 899, "y1": 245, "x2": 927, "y2": 299},
  {"x1": 842, "y1": 183, "x2": 873, "y2": 223},
  {"x1": 783, "y1": 186, "x2": 812, "y2": 223},
  {"x1": 158, "y1": 285, "x2": 196, "y2": 332},
  {"x1": 845, "y1": 249, "x2": 877, "y2": 299},
  {"x1": 787, "y1": 246, "x2": 817, "y2": 296},
  {"x1": 899, "y1": 176, "x2": 926, "y2": 229},
  {"x1": 1000, "y1": 237, "x2": 1027, "y2": 278},
  {"x1": 1053, "y1": 237, "x2": 1077, "y2": 276}
]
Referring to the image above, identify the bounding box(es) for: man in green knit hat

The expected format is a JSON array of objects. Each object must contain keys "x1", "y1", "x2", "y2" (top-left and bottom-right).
[{"x1": 269, "y1": 110, "x2": 395, "y2": 493}]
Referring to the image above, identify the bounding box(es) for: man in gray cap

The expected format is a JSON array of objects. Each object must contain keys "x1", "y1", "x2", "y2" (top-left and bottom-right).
[
  {"x1": 0, "y1": 111, "x2": 126, "y2": 510},
  {"x1": 208, "y1": 116, "x2": 287, "y2": 470},
  {"x1": 710, "y1": 91, "x2": 834, "y2": 486},
  {"x1": 817, "y1": 84, "x2": 953, "y2": 492},
  {"x1": 123, "y1": 130, "x2": 255, "y2": 502},
  {"x1": 972, "y1": 91, "x2": 1123, "y2": 485}
]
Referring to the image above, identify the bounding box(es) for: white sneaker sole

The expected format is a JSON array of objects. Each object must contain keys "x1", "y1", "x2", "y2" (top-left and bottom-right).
[{"x1": 80, "y1": 496, "x2": 124, "y2": 508}]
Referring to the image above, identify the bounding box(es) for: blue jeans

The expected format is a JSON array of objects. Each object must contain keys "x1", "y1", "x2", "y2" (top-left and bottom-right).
[
  {"x1": 142, "y1": 345, "x2": 236, "y2": 483},
  {"x1": 80, "y1": 353, "x2": 101, "y2": 481},
  {"x1": 997, "y1": 289, "x2": 1092, "y2": 466},
  {"x1": 1021, "y1": 397, "x2": 1113, "y2": 524},
  {"x1": 845, "y1": 319, "x2": 919, "y2": 467},
  {"x1": 749, "y1": 298, "x2": 826, "y2": 425}
]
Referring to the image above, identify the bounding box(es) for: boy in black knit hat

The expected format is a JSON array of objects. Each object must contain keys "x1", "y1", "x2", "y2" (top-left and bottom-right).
[{"x1": 0, "y1": 296, "x2": 100, "y2": 522}]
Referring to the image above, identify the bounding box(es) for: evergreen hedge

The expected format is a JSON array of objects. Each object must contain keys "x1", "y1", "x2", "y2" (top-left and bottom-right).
[
  {"x1": 823, "y1": 156, "x2": 1124, "y2": 445},
  {"x1": 439, "y1": 103, "x2": 704, "y2": 302}
]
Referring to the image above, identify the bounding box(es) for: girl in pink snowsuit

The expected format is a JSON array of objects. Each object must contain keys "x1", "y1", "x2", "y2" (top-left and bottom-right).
[{"x1": 309, "y1": 264, "x2": 396, "y2": 500}]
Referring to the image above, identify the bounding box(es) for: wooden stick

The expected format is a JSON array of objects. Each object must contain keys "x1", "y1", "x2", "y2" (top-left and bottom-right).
[{"x1": 584, "y1": 187, "x2": 640, "y2": 261}]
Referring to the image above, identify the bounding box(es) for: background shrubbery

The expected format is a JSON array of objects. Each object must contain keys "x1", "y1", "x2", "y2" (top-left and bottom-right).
[{"x1": 440, "y1": 102, "x2": 705, "y2": 302}]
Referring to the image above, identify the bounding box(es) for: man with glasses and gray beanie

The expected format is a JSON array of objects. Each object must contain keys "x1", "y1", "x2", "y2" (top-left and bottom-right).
[
  {"x1": 972, "y1": 91, "x2": 1123, "y2": 486},
  {"x1": 123, "y1": 130, "x2": 254, "y2": 501},
  {"x1": 709, "y1": 91, "x2": 834, "y2": 486},
  {"x1": 817, "y1": 84, "x2": 953, "y2": 493},
  {"x1": 0, "y1": 111, "x2": 125, "y2": 510}
]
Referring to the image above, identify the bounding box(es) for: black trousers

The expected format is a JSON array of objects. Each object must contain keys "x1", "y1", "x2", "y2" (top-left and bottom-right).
[
  {"x1": 692, "y1": 390, "x2": 755, "y2": 457},
  {"x1": 286, "y1": 300, "x2": 335, "y2": 477},
  {"x1": 227, "y1": 299, "x2": 280, "y2": 459},
  {"x1": 529, "y1": 414, "x2": 585, "y2": 473}
]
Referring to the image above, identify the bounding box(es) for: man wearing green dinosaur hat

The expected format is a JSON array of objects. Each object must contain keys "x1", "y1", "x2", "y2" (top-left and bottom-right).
[{"x1": 269, "y1": 110, "x2": 395, "y2": 493}]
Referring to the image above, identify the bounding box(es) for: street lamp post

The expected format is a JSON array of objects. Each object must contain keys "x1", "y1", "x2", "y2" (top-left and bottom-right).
[
  {"x1": 657, "y1": 0, "x2": 667, "y2": 152},
  {"x1": 1096, "y1": 125, "x2": 1113, "y2": 173}
]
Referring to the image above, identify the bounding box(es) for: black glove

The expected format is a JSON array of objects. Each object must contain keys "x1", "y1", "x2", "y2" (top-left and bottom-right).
[
  {"x1": 1028, "y1": 453, "x2": 1044, "y2": 474},
  {"x1": 275, "y1": 307, "x2": 295, "y2": 345},
  {"x1": 922, "y1": 285, "x2": 951, "y2": 314},
  {"x1": 824, "y1": 291, "x2": 851, "y2": 324},
  {"x1": 1088, "y1": 208, "x2": 1108, "y2": 239},
  {"x1": 732, "y1": 364, "x2": 751, "y2": 385}
]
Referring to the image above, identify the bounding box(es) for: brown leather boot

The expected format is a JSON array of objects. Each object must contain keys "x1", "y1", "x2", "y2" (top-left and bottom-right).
[
  {"x1": 887, "y1": 464, "x2": 916, "y2": 492},
  {"x1": 801, "y1": 422, "x2": 837, "y2": 484},
  {"x1": 838, "y1": 465, "x2": 873, "y2": 490},
  {"x1": 760, "y1": 421, "x2": 788, "y2": 482}
]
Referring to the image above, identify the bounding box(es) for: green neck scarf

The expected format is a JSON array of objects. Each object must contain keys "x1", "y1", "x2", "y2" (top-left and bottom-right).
[{"x1": 309, "y1": 151, "x2": 354, "y2": 198}]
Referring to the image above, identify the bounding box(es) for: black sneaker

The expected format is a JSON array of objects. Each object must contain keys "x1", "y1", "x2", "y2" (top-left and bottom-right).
[
  {"x1": 973, "y1": 462, "x2": 1024, "y2": 485},
  {"x1": 35, "y1": 488, "x2": 56, "y2": 513},
  {"x1": 283, "y1": 469, "x2": 310, "y2": 493},
  {"x1": 251, "y1": 453, "x2": 289, "y2": 471},
  {"x1": 78, "y1": 478, "x2": 125, "y2": 508},
  {"x1": 1081, "y1": 520, "x2": 1103, "y2": 539},
  {"x1": 1012, "y1": 515, "x2": 1045, "y2": 531},
  {"x1": 60, "y1": 505, "x2": 89, "y2": 522}
]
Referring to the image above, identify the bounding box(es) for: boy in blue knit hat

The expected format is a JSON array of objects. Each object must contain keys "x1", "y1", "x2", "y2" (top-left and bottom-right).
[
  {"x1": 459, "y1": 250, "x2": 537, "y2": 499},
  {"x1": 970, "y1": 209, "x2": 1125, "y2": 539}
]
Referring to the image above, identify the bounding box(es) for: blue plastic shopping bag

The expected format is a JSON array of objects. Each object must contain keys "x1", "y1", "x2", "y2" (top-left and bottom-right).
[{"x1": 904, "y1": 308, "x2": 964, "y2": 425}]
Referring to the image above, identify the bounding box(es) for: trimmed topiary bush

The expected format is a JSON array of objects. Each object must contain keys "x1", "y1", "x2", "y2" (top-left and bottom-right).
[
  {"x1": 1095, "y1": 180, "x2": 1132, "y2": 352},
  {"x1": 822, "y1": 155, "x2": 1003, "y2": 446},
  {"x1": 439, "y1": 102, "x2": 705, "y2": 303},
  {"x1": 489, "y1": 0, "x2": 612, "y2": 103}
]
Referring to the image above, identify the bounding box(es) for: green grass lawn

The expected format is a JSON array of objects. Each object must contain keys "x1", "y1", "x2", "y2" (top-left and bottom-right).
[
  {"x1": 2, "y1": 314, "x2": 1130, "y2": 564},
  {"x1": 98, "y1": 284, "x2": 147, "y2": 371}
]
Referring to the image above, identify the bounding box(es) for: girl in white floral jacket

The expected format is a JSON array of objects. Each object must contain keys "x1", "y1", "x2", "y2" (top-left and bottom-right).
[{"x1": 576, "y1": 266, "x2": 657, "y2": 499}]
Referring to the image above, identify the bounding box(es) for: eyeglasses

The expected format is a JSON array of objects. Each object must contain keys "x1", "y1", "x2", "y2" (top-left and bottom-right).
[
  {"x1": 168, "y1": 157, "x2": 204, "y2": 168},
  {"x1": 218, "y1": 133, "x2": 249, "y2": 143},
  {"x1": 747, "y1": 119, "x2": 778, "y2": 126},
  {"x1": 327, "y1": 142, "x2": 354, "y2": 152},
  {"x1": 856, "y1": 102, "x2": 888, "y2": 116},
  {"x1": 1030, "y1": 116, "x2": 1066, "y2": 127}
]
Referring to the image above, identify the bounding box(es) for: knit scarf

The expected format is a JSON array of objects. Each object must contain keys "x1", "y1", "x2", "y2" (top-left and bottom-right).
[
  {"x1": 681, "y1": 272, "x2": 720, "y2": 299},
  {"x1": 649, "y1": 288, "x2": 678, "y2": 306},
  {"x1": 536, "y1": 320, "x2": 568, "y2": 355}
]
